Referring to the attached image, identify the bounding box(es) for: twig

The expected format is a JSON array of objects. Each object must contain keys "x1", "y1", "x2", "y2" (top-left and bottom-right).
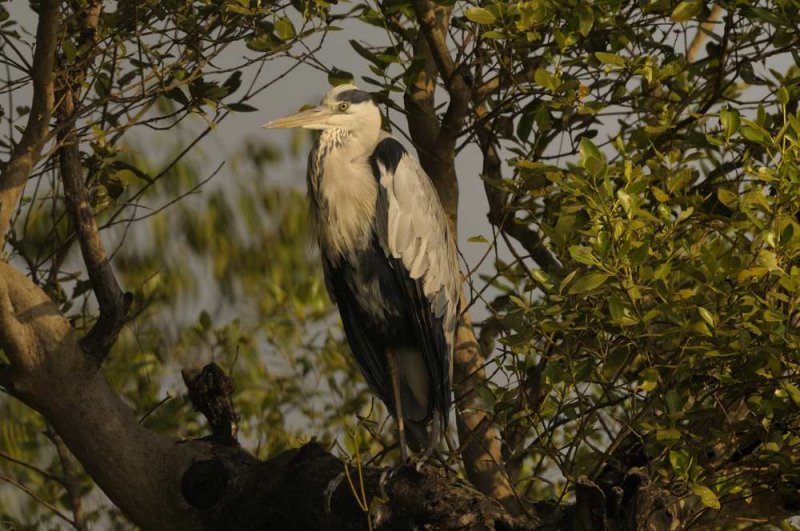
[
  {"x1": 0, "y1": 449, "x2": 65, "y2": 485},
  {"x1": 138, "y1": 392, "x2": 173, "y2": 424},
  {"x1": 0, "y1": 475, "x2": 79, "y2": 529},
  {"x1": 44, "y1": 425, "x2": 89, "y2": 531}
]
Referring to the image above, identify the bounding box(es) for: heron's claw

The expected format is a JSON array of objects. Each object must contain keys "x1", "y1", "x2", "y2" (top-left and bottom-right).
[
  {"x1": 407, "y1": 454, "x2": 430, "y2": 473},
  {"x1": 379, "y1": 466, "x2": 395, "y2": 499}
]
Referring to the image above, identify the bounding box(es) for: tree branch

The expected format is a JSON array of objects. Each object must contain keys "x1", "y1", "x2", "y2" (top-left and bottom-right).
[
  {"x1": 57, "y1": 0, "x2": 130, "y2": 364},
  {"x1": 0, "y1": 0, "x2": 59, "y2": 249},
  {"x1": 478, "y1": 126, "x2": 562, "y2": 275},
  {"x1": 182, "y1": 363, "x2": 239, "y2": 447},
  {"x1": 453, "y1": 308, "x2": 524, "y2": 517},
  {"x1": 409, "y1": 0, "x2": 471, "y2": 224},
  {"x1": 44, "y1": 425, "x2": 89, "y2": 531},
  {"x1": 398, "y1": 5, "x2": 524, "y2": 515},
  {"x1": 58, "y1": 89, "x2": 130, "y2": 363},
  {"x1": 402, "y1": 32, "x2": 440, "y2": 176}
]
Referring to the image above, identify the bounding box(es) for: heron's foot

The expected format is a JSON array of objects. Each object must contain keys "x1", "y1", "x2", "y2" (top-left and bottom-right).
[
  {"x1": 407, "y1": 454, "x2": 429, "y2": 473},
  {"x1": 379, "y1": 467, "x2": 394, "y2": 499}
]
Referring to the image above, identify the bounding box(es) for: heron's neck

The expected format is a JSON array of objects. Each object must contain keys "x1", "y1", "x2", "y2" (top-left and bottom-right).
[{"x1": 328, "y1": 117, "x2": 381, "y2": 157}]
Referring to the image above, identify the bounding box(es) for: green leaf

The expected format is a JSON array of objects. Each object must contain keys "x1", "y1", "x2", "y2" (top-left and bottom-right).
[
  {"x1": 226, "y1": 2, "x2": 253, "y2": 15},
  {"x1": 465, "y1": 7, "x2": 496, "y2": 24},
  {"x1": 656, "y1": 427, "x2": 682, "y2": 443},
  {"x1": 328, "y1": 68, "x2": 354, "y2": 86},
  {"x1": 638, "y1": 367, "x2": 659, "y2": 391},
  {"x1": 467, "y1": 235, "x2": 489, "y2": 244},
  {"x1": 669, "y1": 449, "x2": 690, "y2": 478},
  {"x1": 719, "y1": 108, "x2": 740, "y2": 138},
  {"x1": 63, "y1": 40, "x2": 78, "y2": 62},
  {"x1": 781, "y1": 382, "x2": 800, "y2": 407},
  {"x1": 274, "y1": 17, "x2": 296, "y2": 41},
  {"x1": 568, "y1": 272, "x2": 610, "y2": 294},
  {"x1": 716, "y1": 188, "x2": 737, "y2": 208},
  {"x1": 775, "y1": 87, "x2": 789, "y2": 109},
  {"x1": 698, "y1": 307, "x2": 716, "y2": 328},
  {"x1": 199, "y1": 310, "x2": 212, "y2": 331},
  {"x1": 594, "y1": 52, "x2": 626, "y2": 67},
  {"x1": 534, "y1": 68, "x2": 557, "y2": 91},
  {"x1": 763, "y1": 309, "x2": 784, "y2": 323},
  {"x1": 517, "y1": 111, "x2": 535, "y2": 142},
  {"x1": 227, "y1": 102, "x2": 258, "y2": 112},
  {"x1": 654, "y1": 262, "x2": 671, "y2": 280},
  {"x1": 577, "y1": 4, "x2": 594, "y2": 37},
  {"x1": 671, "y1": 0, "x2": 701, "y2": 22},
  {"x1": 690, "y1": 484, "x2": 721, "y2": 510},
  {"x1": 579, "y1": 137, "x2": 603, "y2": 162},
  {"x1": 247, "y1": 36, "x2": 277, "y2": 52},
  {"x1": 349, "y1": 40, "x2": 385, "y2": 68},
  {"x1": 608, "y1": 296, "x2": 625, "y2": 320},
  {"x1": 578, "y1": 137, "x2": 606, "y2": 176},
  {"x1": 113, "y1": 169, "x2": 139, "y2": 186},
  {"x1": 741, "y1": 123, "x2": 773, "y2": 146},
  {"x1": 569, "y1": 245, "x2": 598, "y2": 266},
  {"x1": 531, "y1": 269, "x2": 554, "y2": 291}
]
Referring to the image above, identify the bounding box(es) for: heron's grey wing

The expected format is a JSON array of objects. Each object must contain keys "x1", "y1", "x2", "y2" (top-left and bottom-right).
[
  {"x1": 322, "y1": 256, "x2": 393, "y2": 408},
  {"x1": 371, "y1": 138, "x2": 461, "y2": 427}
]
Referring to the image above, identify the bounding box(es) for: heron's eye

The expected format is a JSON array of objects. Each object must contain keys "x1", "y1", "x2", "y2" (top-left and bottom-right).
[{"x1": 338, "y1": 102, "x2": 350, "y2": 112}]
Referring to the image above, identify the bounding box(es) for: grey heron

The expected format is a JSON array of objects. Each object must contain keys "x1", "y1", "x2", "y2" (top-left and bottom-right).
[{"x1": 263, "y1": 84, "x2": 461, "y2": 460}]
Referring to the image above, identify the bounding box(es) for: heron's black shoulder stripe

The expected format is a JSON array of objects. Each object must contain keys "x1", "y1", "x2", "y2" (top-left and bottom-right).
[
  {"x1": 369, "y1": 137, "x2": 406, "y2": 178},
  {"x1": 337, "y1": 89, "x2": 373, "y2": 104}
]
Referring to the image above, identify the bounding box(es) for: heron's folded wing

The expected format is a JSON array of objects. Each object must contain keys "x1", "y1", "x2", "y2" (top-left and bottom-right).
[
  {"x1": 371, "y1": 138, "x2": 461, "y2": 426},
  {"x1": 322, "y1": 256, "x2": 393, "y2": 410}
]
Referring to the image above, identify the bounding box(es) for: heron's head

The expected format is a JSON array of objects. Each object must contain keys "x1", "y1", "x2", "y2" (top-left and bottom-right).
[{"x1": 262, "y1": 84, "x2": 380, "y2": 131}]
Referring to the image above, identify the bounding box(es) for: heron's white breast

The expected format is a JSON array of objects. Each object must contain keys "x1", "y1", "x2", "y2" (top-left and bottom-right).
[{"x1": 316, "y1": 139, "x2": 378, "y2": 259}]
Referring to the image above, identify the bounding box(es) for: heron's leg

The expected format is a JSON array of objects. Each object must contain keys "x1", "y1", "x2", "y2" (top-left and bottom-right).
[{"x1": 386, "y1": 348, "x2": 408, "y2": 462}]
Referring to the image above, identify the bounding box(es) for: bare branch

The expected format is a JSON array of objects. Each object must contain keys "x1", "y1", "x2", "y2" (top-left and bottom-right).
[
  {"x1": 57, "y1": 0, "x2": 130, "y2": 363},
  {"x1": 0, "y1": 0, "x2": 59, "y2": 249},
  {"x1": 0, "y1": 272, "x2": 37, "y2": 378},
  {"x1": 44, "y1": 425, "x2": 89, "y2": 531},
  {"x1": 0, "y1": 449, "x2": 65, "y2": 485},
  {"x1": 0, "y1": 475, "x2": 79, "y2": 529},
  {"x1": 478, "y1": 123, "x2": 562, "y2": 275},
  {"x1": 0, "y1": 259, "x2": 535, "y2": 529},
  {"x1": 58, "y1": 94, "x2": 130, "y2": 363}
]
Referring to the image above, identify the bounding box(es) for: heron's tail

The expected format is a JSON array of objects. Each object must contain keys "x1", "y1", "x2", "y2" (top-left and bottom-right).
[{"x1": 393, "y1": 347, "x2": 446, "y2": 455}]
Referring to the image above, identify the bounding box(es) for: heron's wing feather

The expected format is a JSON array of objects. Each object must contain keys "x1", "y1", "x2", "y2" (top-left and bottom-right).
[
  {"x1": 322, "y1": 256, "x2": 393, "y2": 407},
  {"x1": 371, "y1": 138, "x2": 461, "y2": 427}
]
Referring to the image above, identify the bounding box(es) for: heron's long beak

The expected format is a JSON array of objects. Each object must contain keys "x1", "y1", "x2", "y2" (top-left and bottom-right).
[{"x1": 261, "y1": 105, "x2": 333, "y2": 129}]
